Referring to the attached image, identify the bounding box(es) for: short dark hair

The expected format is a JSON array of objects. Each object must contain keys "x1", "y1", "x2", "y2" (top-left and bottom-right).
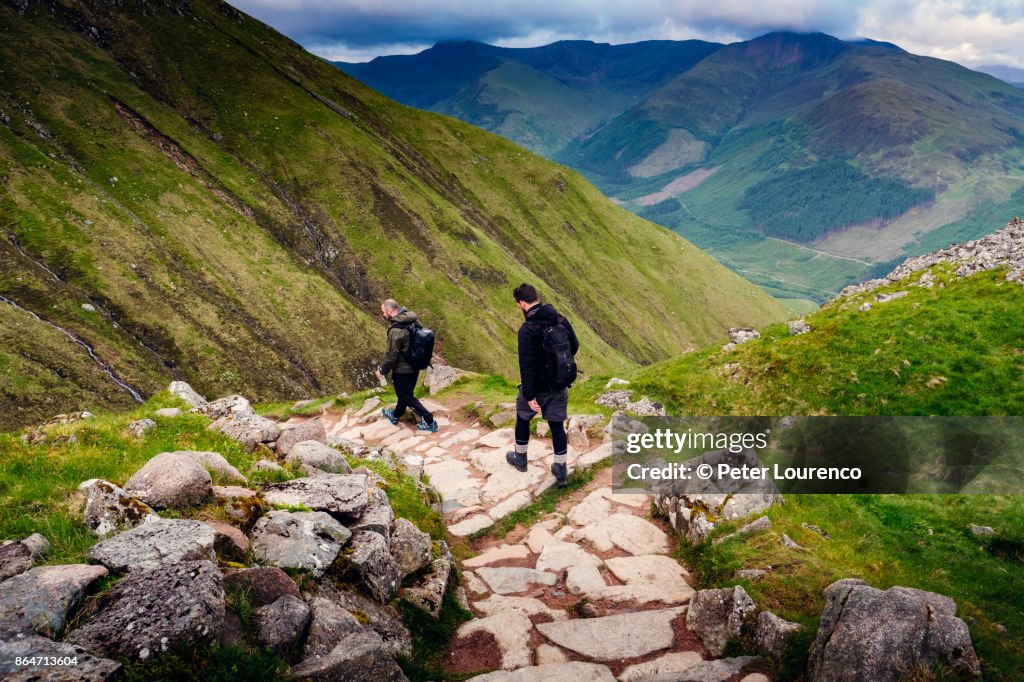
[{"x1": 513, "y1": 283, "x2": 539, "y2": 303}]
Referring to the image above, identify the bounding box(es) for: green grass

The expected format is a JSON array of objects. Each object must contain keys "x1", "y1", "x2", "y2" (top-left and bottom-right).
[
  {"x1": 680, "y1": 494, "x2": 1024, "y2": 681},
  {"x1": 0, "y1": 392, "x2": 266, "y2": 563},
  {"x1": 353, "y1": 458, "x2": 445, "y2": 540}
]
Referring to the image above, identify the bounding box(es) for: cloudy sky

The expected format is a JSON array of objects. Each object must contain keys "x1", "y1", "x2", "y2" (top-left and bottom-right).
[{"x1": 232, "y1": 0, "x2": 1024, "y2": 69}]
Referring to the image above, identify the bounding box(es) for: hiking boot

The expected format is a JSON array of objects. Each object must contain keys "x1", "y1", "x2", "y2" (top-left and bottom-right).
[
  {"x1": 551, "y1": 462, "x2": 568, "y2": 488},
  {"x1": 505, "y1": 451, "x2": 528, "y2": 473},
  {"x1": 381, "y1": 407, "x2": 399, "y2": 426},
  {"x1": 417, "y1": 419, "x2": 439, "y2": 433}
]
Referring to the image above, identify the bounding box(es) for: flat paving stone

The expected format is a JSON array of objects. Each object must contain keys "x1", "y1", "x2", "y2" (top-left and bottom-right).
[
  {"x1": 489, "y1": 490, "x2": 533, "y2": 521},
  {"x1": 464, "y1": 544, "x2": 531, "y2": 569},
  {"x1": 449, "y1": 514, "x2": 494, "y2": 537},
  {"x1": 481, "y1": 465, "x2": 546, "y2": 505},
  {"x1": 476, "y1": 567, "x2": 557, "y2": 595},
  {"x1": 574, "y1": 513, "x2": 669, "y2": 555},
  {"x1": 468, "y1": 662, "x2": 617, "y2": 681},
  {"x1": 477, "y1": 429, "x2": 514, "y2": 449},
  {"x1": 618, "y1": 651, "x2": 703, "y2": 682},
  {"x1": 535, "y1": 540, "x2": 603, "y2": 573},
  {"x1": 535, "y1": 607, "x2": 686, "y2": 661},
  {"x1": 567, "y1": 490, "x2": 612, "y2": 526},
  {"x1": 472, "y1": 594, "x2": 568, "y2": 622},
  {"x1": 457, "y1": 611, "x2": 534, "y2": 670}
]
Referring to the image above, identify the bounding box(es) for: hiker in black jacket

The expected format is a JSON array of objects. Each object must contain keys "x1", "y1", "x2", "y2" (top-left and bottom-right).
[
  {"x1": 375, "y1": 299, "x2": 438, "y2": 432},
  {"x1": 505, "y1": 283, "x2": 579, "y2": 487}
]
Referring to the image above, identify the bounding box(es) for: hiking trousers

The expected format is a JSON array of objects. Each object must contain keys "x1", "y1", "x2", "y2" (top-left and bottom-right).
[{"x1": 392, "y1": 371, "x2": 434, "y2": 423}]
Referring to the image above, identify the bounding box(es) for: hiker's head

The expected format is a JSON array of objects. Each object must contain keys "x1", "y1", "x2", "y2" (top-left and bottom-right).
[
  {"x1": 513, "y1": 283, "x2": 539, "y2": 313},
  {"x1": 380, "y1": 299, "x2": 401, "y2": 320}
]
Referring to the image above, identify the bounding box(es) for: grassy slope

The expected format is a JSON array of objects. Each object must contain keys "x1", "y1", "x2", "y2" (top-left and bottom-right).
[
  {"x1": 607, "y1": 264, "x2": 1024, "y2": 679},
  {"x1": 0, "y1": 0, "x2": 787, "y2": 431}
]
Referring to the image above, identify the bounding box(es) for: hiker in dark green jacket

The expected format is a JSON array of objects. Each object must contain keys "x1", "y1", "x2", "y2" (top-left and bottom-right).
[{"x1": 375, "y1": 299, "x2": 438, "y2": 432}]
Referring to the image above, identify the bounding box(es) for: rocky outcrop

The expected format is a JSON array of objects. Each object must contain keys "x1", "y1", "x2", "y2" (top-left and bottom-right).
[
  {"x1": 807, "y1": 579, "x2": 981, "y2": 681},
  {"x1": 169, "y1": 381, "x2": 207, "y2": 408},
  {"x1": 289, "y1": 629, "x2": 408, "y2": 682},
  {"x1": 285, "y1": 440, "x2": 352, "y2": 474},
  {"x1": 262, "y1": 474, "x2": 369, "y2": 517},
  {"x1": 0, "y1": 636, "x2": 121, "y2": 681},
  {"x1": 68, "y1": 561, "x2": 225, "y2": 661},
  {"x1": 390, "y1": 518, "x2": 433, "y2": 581},
  {"x1": 424, "y1": 363, "x2": 470, "y2": 394},
  {"x1": 276, "y1": 419, "x2": 328, "y2": 455},
  {"x1": 255, "y1": 594, "x2": 311, "y2": 655},
  {"x1": 208, "y1": 412, "x2": 281, "y2": 451},
  {"x1": 338, "y1": 530, "x2": 401, "y2": 604},
  {"x1": 753, "y1": 610, "x2": 802, "y2": 657}
]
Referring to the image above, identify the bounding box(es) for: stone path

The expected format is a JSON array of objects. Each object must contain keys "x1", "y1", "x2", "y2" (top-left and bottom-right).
[{"x1": 297, "y1": 394, "x2": 769, "y2": 682}]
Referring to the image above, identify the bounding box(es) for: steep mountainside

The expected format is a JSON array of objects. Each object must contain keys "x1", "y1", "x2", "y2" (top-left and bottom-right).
[
  {"x1": 0, "y1": 0, "x2": 787, "y2": 430},
  {"x1": 354, "y1": 33, "x2": 1024, "y2": 307},
  {"x1": 337, "y1": 39, "x2": 722, "y2": 157}
]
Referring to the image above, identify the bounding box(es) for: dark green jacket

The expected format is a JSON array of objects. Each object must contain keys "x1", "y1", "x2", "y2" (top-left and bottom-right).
[{"x1": 379, "y1": 308, "x2": 418, "y2": 375}]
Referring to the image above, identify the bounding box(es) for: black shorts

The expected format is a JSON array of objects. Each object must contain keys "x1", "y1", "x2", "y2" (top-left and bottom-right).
[{"x1": 516, "y1": 386, "x2": 568, "y2": 423}]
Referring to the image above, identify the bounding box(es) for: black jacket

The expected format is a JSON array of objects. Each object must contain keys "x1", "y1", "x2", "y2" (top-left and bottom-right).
[
  {"x1": 517, "y1": 303, "x2": 579, "y2": 401},
  {"x1": 379, "y1": 308, "x2": 419, "y2": 376}
]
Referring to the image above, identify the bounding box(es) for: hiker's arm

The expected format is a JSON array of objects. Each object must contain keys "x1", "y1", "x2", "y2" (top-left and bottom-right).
[
  {"x1": 379, "y1": 328, "x2": 402, "y2": 375},
  {"x1": 518, "y1": 326, "x2": 539, "y2": 401}
]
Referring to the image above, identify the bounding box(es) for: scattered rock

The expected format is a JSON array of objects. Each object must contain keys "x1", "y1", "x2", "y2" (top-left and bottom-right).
[
  {"x1": 729, "y1": 327, "x2": 761, "y2": 344},
  {"x1": 303, "y1": 597, "x2": 365, "y2": 658},
  {"x1": 209, "y1": 412, "x2": 281, "y2": 451},
  {"x1": 0, "y1": 636, "x2": 120, "y2": 681},
  {"x1": 753, "y1": 611, "x2": 803, "y2": 657},
  {"x1": 605, "y1": 377, "x2": 630, "y2": 388},
  {"x1": 192, "y1": 394, "x2": 251, "y2": 419},
  {"x1": 351, "y1": 487, "x2": 395, "y2": 539},
  {"x1": 567, "y1": 414, "x2": 604, "y2": 450},
  {"x1": 713, "y1": 516, "x2": 772, "y2": 545},
  {"x1": 0, "y1": 564, "x2": 108, "y2": 638},
  {"x1": 735, "y1": 568, "x2": 767, "y2": 581},
  {"x1": 169, "y1": 381, "x2": 207, "y2": 408},
  {"x1": 251, "y1": 510, "x2": 351, "y2": 578},
  {"x1": 183, "y1": 450, "x2": 247, "y2": 484},
  {"x1": 254, "y1": 459, "x2": 286, "y2": 473},
  {"x1": 256, "y1": 594, "x2": 311, "y2": 655},
  {"x1": 859, "y1": 302, "x2": 872, "y2": 311},
  {"x1": 88, "y1": 518, "x2": 216, "y2": 572},
  {"x1": 68, "y1": 561, "x2": 224, "y2": 661},
  {"x1": 76, "y1": 479, "x2": 159, "y2": 537},
  {"x1": 685, "y1": 586, "x2": 757, "y2": 657},
  {"x1": 875, "y1": 291, "x2": 909, "y2": 303},
  {"x1": 154, "y1": 407, "x2": 182, "y2": 418},
  {"x1": 277, "y1": 419, "x2": 328, "y2": 455},
  {"x1": 339, "y1": 530, "x2": 400, "y2": 604},
  {"x1": 968, "y1": 524, "x2": 995, "y2": 537},
  {"x1": 390, "y1": 518, "x2": 432, "y2": 580},
  {"x1": 124, "y1": 451, "x2": 213, "y2": 509},
  {"x1": 782, "y1": 533, "x2": 805, "y2": 550},
  {"x1": 402, "y1": 542, "x2": 453, "y2": 618},
  {"x1": 788, "y1": 319, "x2": 810, "y2": 335},
  {"x1": 223, "y1": 566, "x2": 301, "y2": 607},
  {"x1": 206, "y1": 520, "x2": 250, "y2": 558},
  {"x1": 424, "y1": 363, "x2": 470, "y2": 394},
  {"x1": 807, "y1": 578, "x2": 981, "y2": 681},
  {"x1": 262, "y1": 474, "x2": 368, "y2": 517},
  {"x1": 286, "y1": 440, "x2": 352, "y2": 474},
  {"x1": 211, "y1": 485, "x2": 263, "y2": 525},
  {"x1": 127, "y1": 418, "x2": 156, "y2": 437},
  {"x1": 536, "y1": 607, "x2": 686, "y2": 661},
  {"x1": 0, "y1": 542, "x2": 33, "y2": 581},
  {"x1": 290, "y1": 628, "x2": 407, "y2": 682},
  {"x1": 310, "y1": 584, "x2": 413, "y2": 658}
]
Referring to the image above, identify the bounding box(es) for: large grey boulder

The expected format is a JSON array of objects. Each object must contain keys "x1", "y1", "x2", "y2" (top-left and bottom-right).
[
  {"x1": 290, "y1": 629, "x2": 408, "y2": 682},
  {"x1": 68, "y1": 561, "x2": 224, "y2": 661},
  {"x1": 640, "y1": 656, "x2": 764, "y2": 682},
  {"x1": 424, "y1": 364, "x2": 469, "y2": 394},
  {"x1": 169, "y1": 381, "x2": 207, "y2": 408},
  {"x1": 0, "y1": 636, "x2": 120, "y2": 681},
  {"x1": 211, "y1": 485, "x2": 263, "y2": 526},
  {"x1": 127, "y1": 418, "x2": 156, "y2": 437},
  {"x1": 77, "y1": 479, "x2": 159, "y2": 537},
  {"x1": 304, "y1": 597, "x2": 366, "y2": 658},
  {"x1": 350, "y1": 487, "x2": 394, "y2": 539},
  {"x1": 123, "y1": 451, "x2": 212, "y2": 509},
  {"x1": 87, "y1": 518, "x2": 215, "y2": 572},
  {"x1": 753, "y1": 610, "x2": 803, "y2": 657},
  {"x1": 251, "y1": 510, "x2": 351, "y2": 578},
  {"x1": 192, "y1": 394, "x2": 252, "y2": 419},
  {"x1": 276, "y1": 419, "x2": 328, "y2": 455},
  {"x1": 807, "y1": 579, "x2": 981, "y2": 681},
  {"x1": 685, "y1": 585, "x2": 757, "y2": 657},
  {"x1": 286, "y1": 440, "x2": 352, "y2": 474},
  {"x1": 0, "y1": 564, "x2": 108, "y2": 638},
  {"x1": 256, "y1": 594, "x2": 311, "y2": 655},
  {"x1": 338, "y1": 530, "x2": 400, "y2": 604},
  {"x1": 209, "y1": 412, "x2": 281, "y2": 451},
  {"x1": 182, "y1": 451, "x2": 247, "y2": 484},
  {"x1": 390, "y1": 518, "x2": 432, "y2": 581},
  {"x1": 263, "y1": 474, "x2": 369, "y2": 517}
]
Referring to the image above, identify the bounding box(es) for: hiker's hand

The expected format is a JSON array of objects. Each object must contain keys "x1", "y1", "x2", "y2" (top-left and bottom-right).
[
  {"x1": 375, "y1": 370, "x2": 383, "y2": 381},
  {"x1": 528, "y1": 399, "x2": 540, "y2": 412}
]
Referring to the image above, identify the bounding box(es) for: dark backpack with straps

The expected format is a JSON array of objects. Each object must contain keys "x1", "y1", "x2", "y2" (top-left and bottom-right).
[
  {"x1": 540, "y1": 320, "x2": 577, "y2": 389},
  {"x1": 395, "y1": 320, "x2": 435, "y2": 370}
]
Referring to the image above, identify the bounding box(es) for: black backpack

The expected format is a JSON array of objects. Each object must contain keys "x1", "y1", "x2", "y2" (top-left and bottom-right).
[
  {"x1": 397, "y1": 321, "x2": 435, "y2": 370},
  {"x1": 541, "y1": 320, "x2": 578, "y2": 389}
]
